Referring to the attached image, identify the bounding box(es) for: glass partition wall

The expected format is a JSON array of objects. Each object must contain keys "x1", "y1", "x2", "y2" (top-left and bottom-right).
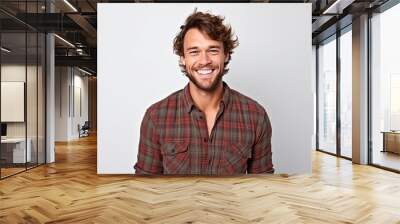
[
  {"x1": 0, "y1": 2, "x2": 46, "y2": 179},
  {"x1": 0, "y1": 31, "x2": 27, "y2": 177}
]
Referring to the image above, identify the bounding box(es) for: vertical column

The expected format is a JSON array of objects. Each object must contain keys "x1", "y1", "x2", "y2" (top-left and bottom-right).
[
  {"x1": 46, "y1": 1, "x2": 55, "y2": 163},
  {"x1": 352, "y1": 14, "x2": 369, "y2": 164}
]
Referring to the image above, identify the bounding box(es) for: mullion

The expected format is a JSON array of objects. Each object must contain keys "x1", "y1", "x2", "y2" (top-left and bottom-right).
[
  {"x1": 316, "y1": 45, "x2": 319, "y2": 151},
  {"x1": 25, "y1": 0, "x2": 28, "y2": 171},
  {"x1": 336, "y1": 30, "x2": 341, "y2": 157},
  {"x1": 36, "y1": 0, "x2": 39, "y2": 168}
]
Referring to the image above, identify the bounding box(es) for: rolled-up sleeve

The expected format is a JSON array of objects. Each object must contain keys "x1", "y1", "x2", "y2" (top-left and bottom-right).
[
  {"x1": 247, "y1": 110, "x2": 274, "y2": 174},
  {"x1": 134, "y1": 110, "x2": 163, "y2": 175}
]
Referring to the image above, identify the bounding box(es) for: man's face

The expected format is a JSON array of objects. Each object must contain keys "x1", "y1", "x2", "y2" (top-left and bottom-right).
[{"x1": 180, "y1": 28, "x2": 228, "y2": 92}]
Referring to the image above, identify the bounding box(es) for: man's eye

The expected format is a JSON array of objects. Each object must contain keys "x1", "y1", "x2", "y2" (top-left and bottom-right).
[
  {"x1": 189, "y1": 51, "x2": 199, "y2": 55},
  {"x1": 209, "y1": 50, "x2": 219, "y2": 54}
]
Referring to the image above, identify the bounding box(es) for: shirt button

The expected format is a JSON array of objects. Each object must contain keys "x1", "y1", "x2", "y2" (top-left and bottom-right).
[{"x1": 203, "y1": 138, "x2": 207, "y2": 143}]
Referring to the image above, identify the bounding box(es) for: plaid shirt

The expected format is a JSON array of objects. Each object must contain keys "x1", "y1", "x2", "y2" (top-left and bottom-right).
[{"x1": 134, "y1": 82, "x2": 273, "y2": 175}]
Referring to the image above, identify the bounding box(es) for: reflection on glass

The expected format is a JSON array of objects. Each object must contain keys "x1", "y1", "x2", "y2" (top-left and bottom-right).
[
  {"x1": 318, "y1": 37, "x2": 337, "y2": 154},
  {"x1": 371, "y1": 3, "x2": 400, "y2": 171},
  {"x1": 340, "y1": 29, "x2": 352, "y2": 158}
]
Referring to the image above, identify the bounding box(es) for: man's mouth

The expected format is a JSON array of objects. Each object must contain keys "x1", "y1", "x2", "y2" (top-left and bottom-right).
[{"x1": 196, "y1": 68, "x2": 215, "y2": 76}]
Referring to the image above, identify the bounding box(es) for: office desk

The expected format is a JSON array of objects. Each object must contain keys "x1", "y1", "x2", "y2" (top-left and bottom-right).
[
  {"x1": 1, "y1": 138, "x2": 31, "y2": 163},
  {"x1": 382, "y1": 131, "x2": 400, "y2": 154}
]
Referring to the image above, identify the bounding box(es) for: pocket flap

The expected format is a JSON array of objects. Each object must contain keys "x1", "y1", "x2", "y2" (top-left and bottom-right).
[{"x1": 161, "y1": 142, "x2": 189, "y2": 155}]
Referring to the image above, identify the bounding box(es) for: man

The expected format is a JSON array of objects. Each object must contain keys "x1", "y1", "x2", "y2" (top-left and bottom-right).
[{"x1": 134, "y1": 10, "x2": 273, "y2": 175}]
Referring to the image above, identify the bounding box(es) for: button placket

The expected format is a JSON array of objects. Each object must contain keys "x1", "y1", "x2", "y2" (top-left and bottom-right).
[{"x1": 195, "y1": 110, "x2": 209, "y2": 144}]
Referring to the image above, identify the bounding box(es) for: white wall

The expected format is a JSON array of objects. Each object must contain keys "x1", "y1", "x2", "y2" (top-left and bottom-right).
[
  {"x1": 55, "y1": 67, "x2": 89, "y2": 141},
  {"x1": 1, "y1": 65, "x2": 40, "y2": 138},
  {"x1": 98, "y1": 3, "x2": 313, "y2": 174},
  {"x1": 55, "y1": 67, "x2": 69, "y2": 141}
]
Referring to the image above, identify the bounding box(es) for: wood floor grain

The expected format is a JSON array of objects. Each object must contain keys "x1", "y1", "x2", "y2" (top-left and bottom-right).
[{"x1": 0, "y1": 134, "x2": 400, "y2": 224}]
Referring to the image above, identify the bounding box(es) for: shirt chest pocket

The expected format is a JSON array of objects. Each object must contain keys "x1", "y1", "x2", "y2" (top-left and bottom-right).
[
  {"x1": 160, "y1": 141, "x2": 190, "y2": 174},
  {"x1": 220, "y1": 143, "x2": 252, "y2": 175}
]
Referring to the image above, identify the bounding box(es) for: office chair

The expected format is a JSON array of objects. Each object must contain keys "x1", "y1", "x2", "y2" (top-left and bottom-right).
[{"x1": 79, "y1": 121, "x2": 90, "y2": 138}]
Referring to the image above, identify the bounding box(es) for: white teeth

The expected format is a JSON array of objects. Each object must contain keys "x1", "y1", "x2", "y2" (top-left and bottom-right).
[{"x1": 197, "y1": 69, "x2": 213, "y2": 75}]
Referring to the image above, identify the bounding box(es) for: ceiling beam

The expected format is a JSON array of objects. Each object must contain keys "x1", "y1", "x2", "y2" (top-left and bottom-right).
[
  {"x1": 67, "y1": 13, "x2": 97, "y2": 46},
  {"x1": 55, "y1": 55, "x2": 96, "y2": 70}
]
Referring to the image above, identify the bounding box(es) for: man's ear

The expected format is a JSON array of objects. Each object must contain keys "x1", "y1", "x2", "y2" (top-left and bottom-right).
[{"x1": 180, "y1": 56, "x2": 186, "y2": 66}]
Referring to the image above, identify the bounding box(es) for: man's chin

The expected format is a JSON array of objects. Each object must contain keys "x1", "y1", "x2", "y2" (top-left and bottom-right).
[{"x1": 192, "y1": 80, "x2": 221, "y2": 92}]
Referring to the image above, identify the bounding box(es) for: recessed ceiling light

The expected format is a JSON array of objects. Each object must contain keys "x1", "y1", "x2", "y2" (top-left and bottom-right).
[
  {"x1": 78, "y1": 67, "x2": 93, "y2": 76},
  {"x1": 54, "y1": 34, "x2": 75, "y2": 48},
  {"x1": 322, "y1": 0, "x2": 354, "y2": 15},
  {"x1": 63, "y1": 0, "x2": 78, "y2": 12},
  {"x1": 1, "y1": 47, "x2": 11, "y2": 53}
]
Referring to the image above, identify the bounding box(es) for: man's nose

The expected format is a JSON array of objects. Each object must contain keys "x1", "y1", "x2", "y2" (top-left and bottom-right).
[{"x1": 199, "y1": 52, "x2": 211, "y2": 65}]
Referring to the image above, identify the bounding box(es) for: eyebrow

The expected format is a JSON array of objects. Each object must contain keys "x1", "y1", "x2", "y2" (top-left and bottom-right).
[
  {"x1": 208, "y1": 45, "x2": 222, "y2": 49},
  {"x1": 186, "y1": 47, "x2": 199, "y2": 52}
]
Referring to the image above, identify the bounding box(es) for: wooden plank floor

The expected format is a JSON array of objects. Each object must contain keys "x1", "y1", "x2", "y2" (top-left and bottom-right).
[
  {"x1": 0, "y1": 167, "x2": 26, "y2": 178},
  {"x1": 1, "y1": 134, "x2": 400, "y2": 223}
]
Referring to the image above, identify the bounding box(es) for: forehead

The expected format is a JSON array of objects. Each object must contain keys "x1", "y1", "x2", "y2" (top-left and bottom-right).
[{"x1": 183, "y1": 28, "x2": 223, "y2": 49}]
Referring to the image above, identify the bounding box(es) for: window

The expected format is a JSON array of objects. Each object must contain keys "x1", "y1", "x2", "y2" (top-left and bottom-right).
[
  {"x1": 318, "y1": 36, "x2": 337, "y2": 154},
  {"x1": 371, "y1": 2, "x2": 400, "y2": 171},
  {"x1": 340, "y1": 28, "x2": 352, "y2": 158}
]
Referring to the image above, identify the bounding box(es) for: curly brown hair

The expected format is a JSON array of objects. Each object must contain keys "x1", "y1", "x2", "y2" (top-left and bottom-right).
[{"x1": 173, "y1": 10, "x2": 239, "y2": 76}]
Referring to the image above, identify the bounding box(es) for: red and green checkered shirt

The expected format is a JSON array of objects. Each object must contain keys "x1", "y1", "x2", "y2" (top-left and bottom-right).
[{"x1": 134, "y1": 82, "x2": 273, "y2": 175}]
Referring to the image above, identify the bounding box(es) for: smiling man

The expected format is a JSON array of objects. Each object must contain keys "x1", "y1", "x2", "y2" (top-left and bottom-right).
[{"x1": 134, "y1": 10, "x2": 274, "y2": 175}]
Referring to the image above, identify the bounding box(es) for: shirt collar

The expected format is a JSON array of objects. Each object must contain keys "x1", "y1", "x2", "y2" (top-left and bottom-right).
[{"x1": 183, "y1": 81, "x2": 231, "y2": 113}]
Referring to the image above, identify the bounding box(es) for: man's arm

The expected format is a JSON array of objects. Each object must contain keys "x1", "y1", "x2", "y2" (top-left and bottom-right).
[
  {"x1": 247, "y1": 111, "x2": 274, "y2": 174},
  {"x1": 134, "y1": 109, "x2": 163, "y2": 175}
]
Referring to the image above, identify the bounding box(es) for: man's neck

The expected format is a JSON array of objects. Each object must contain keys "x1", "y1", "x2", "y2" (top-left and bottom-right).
[{"x1": 189, "y1": 82, "x2": 224, "y2": 112}]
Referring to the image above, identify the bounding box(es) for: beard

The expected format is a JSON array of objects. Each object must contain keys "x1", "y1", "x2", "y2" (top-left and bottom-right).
[{"x1": 184, "y1": 65, "x2": 224, "y2": 92}]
